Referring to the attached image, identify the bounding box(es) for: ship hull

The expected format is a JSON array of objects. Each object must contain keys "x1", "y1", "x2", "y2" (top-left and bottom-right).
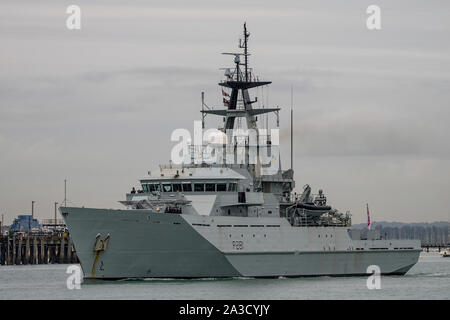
[{"x1": 61, "y1": 207, "x2": 420, "y2": 279}]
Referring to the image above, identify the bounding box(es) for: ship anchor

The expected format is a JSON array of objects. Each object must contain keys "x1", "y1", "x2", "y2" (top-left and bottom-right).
[{"x1": 91, "y1": 233, "x2": 110, "y2": 277}]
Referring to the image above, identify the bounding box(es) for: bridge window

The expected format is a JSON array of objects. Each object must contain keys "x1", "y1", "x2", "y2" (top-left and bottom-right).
[
  {"x1": 182, "y1": 183, "x2": 192, "y2": 192},
  {"x1": 142, "y1": 183, "x2": 160, "y2": 192},
  {"x1": 194, "y1": 183, "x2": 205, "y2": 192},
  {"x1": 217, "y1": 183, "x2": 227, "y2": 192},
  {"x1": 156, "y1": 182, "x2": 239, "y2": 193},
  {"x1": 149, "y1": 184, "x2": 160, "y2": 192}
]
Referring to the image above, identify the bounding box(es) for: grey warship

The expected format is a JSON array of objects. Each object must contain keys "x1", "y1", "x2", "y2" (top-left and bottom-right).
[{"x1": 60, "y1": 24, "x2": 420, "y2": 279}]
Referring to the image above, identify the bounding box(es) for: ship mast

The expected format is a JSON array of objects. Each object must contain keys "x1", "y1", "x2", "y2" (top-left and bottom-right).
[
  {"x1": 199, "y1": 23, "x2": 288, "y2": 184},
  {"x1": 241, "y1": 23, "x2": 249, "y2": 82},
  {"x1": 201, "y1": 23, "x2": 278, "y2": 132}
]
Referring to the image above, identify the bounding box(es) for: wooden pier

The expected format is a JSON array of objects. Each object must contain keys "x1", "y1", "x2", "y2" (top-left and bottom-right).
[
  {"x1": 422, "y1": 243, "x2": 450, "y2": 252},
  {"x1": 0, "y1": 234, "x2": 79, "y2": 265}
]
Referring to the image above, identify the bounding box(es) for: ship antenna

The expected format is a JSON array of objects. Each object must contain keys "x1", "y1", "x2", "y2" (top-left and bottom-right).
[
  {"x1": 200, "y1": 91, "x2": 211, "y2": 129},
  {"x1": 239, "y1": 22, "x2": 250, "y2": 82},
  {"x1": 201, "y1": 92, "x2": 205, "y2": 129},
  {"x1": 290, "y1": 85, "x2": 294, "y2": 172},
  {"x1": 64, "y1": 179, "x2": 67, "y2": 207}
]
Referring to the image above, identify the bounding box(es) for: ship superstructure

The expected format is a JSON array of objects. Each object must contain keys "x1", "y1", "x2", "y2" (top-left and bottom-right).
[{"x1": 60, "y1": 24, "x2": 420, "y2": 279}]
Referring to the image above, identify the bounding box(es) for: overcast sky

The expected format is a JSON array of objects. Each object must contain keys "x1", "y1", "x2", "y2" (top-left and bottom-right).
[{"x1": 1, "y1": 0, "x2": 449, "y2": 224}]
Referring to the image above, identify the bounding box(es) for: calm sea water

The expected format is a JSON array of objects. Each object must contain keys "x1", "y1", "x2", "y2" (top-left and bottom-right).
[{"x1": 0, "y1": 252, "x2": 448, "y2": 300}]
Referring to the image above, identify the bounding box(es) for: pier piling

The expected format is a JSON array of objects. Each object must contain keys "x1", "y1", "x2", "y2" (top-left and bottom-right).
[
  {"x1": 0, "y1": 234, "x2": 79, "y2": 266},
  {"x1": 17, "y1": 237, "x2": 22, "y2": 265}
]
